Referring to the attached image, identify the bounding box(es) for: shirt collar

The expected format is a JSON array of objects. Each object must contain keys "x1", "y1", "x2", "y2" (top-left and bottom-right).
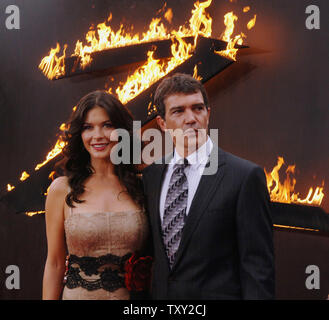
[{"x1": 172, "y1": 136, "x2": 213, "y2": 168}]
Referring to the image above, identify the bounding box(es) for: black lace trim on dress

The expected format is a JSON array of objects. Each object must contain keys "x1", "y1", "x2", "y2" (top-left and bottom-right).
[{"x1": 64, "y1": 252, "x2": 132, "y2": 292}]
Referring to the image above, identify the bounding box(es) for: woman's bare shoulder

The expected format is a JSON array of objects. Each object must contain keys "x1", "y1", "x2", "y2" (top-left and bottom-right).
[
  {"x1": 48, "y1": 176, "x2": 69, "y2": 195},
  {"x1": 45, "y1": 177, "x2": 69, "y2": 219}
]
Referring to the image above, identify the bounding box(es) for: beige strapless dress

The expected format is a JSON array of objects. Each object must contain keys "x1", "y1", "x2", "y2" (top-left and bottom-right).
[{"x1": 62, "y1": 209, "x2": 149, "y2": 300}]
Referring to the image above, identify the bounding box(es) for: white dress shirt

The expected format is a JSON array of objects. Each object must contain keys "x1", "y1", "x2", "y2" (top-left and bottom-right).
[{"x1": 159, "y1": 137, "x2": 214, "y2": 223}]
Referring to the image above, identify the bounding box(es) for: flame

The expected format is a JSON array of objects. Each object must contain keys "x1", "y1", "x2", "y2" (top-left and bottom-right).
[
  {"x1": 59, "y1": 123, "x2": 68, "y2": 131},
  {"x1": 298, "y1": 187, "x2": 325, "y2": 205},
  {"x1": 25, "y1": 211, "x2": 45, "y2": 217},
  {"x1": 114, "y1": 0, "x2": 212, "y2": 104},
  {"x1": 221, "y1": 12, "x2": 238, "y2": 43},
  {"x1": 20, "y1": 171, "x2": 30, "y2": 181},
  {"x1": 215, "y1": 11, "x2": 245, "y2": 61},
  {"x1": 193, "y1": 65, "x2": 202, "y2": 80},
  {"x1": 164, "y1": 8, "x2": 173, "y2": 23},
  {"x1": 39, "y1": 0, "x2": 215, "y2": 80},
  {"x1": 44, "y1": 186, "x2": 51, "y2": 196},
  {"x1": 187, "y1": 0, "x2": 212, "y2": 42},
  {"x1": 215, "y1": 6, "x2": 256, "y2": 61},
  {"x1": 74, "y1": 0, "x2": 213, "y2": 73},
  {"x1": 28, "y1": 0, "x2": 213, "y2": 197},
  {"x1": 147, "y1": 101, "x2": 157, "y2": 117},
  {"x1": 7, "y1": 184, "x2": 15, "y2": 192},
  {"x1": 29, "y1": 1, "x2": 256, "y2": 209},
  {"x1": 67, "y1": 14, "x2": 169, "y2": 72},
  {"x1": 116, "y1": 33, "x2": 194, "y2": 104},
  {"x1": 48, "y1": 171, "x2": 56, "y2": 180},
  {"x1": 35, "y1": 137, "x2": 66, "y2": 171},
  {"x1": 247, "y1": 14, "x2": 257, "y2": 30},
  {"x1": 265, "y1": 156, "x2": 325, "y2": 206},
  {"x1": 33, "y1": 1, "x2": 245, "y2": 184},
  {"x1": 39, "y1": 43, "x2": 67, "y2": 80}
]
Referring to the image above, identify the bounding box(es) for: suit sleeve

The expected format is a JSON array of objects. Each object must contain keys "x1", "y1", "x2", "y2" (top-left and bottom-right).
[{"x1": 236, "y1": 166, "x2": 275, "y2": 299}]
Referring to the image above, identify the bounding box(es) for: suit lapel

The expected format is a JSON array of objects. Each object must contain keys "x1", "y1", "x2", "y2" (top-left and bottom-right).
[
  {"x1": 150, "y1": 154, "x2": 173, "y2": 267},
  {"x1": 171, "y1": 147, "x2": 227, "y2": 272}
]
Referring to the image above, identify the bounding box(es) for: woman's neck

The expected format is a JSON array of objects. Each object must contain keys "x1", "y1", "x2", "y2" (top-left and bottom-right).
[{"x1": 90, "y1": 158, "x2": 116, "y2": 178}]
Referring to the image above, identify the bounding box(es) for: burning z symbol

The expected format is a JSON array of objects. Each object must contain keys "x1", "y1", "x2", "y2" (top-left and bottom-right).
[{"x1": 4, "y1": 5, "x2": 20, "y2": 30}]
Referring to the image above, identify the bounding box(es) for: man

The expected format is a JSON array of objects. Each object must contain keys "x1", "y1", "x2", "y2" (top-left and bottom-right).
[{"x1": 142, "y1": 73, "x2": 275, "y2": 299}]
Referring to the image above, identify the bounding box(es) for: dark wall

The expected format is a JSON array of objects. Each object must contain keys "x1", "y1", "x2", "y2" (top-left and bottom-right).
[{"x1": 0, "y1": 0, "x2": 328, "y2": 299}]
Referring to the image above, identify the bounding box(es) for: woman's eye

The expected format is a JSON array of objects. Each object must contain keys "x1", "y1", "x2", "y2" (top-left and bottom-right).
[
  {"x1": 104, "y1": 123, "x2": 113, "y2": 128},
  {"x1": 82, "y1": 125, "x2": 92, "y2": 130}
]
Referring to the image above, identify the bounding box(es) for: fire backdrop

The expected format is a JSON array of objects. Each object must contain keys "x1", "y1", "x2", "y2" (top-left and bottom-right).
[{"x1": 0, "y1": 0, "x2": 328, "y2": 299}]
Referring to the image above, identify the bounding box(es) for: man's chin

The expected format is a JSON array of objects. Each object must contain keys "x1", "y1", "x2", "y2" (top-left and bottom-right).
[{"x1": 175, "y1": 137, "x2": 207, "y2": 155}]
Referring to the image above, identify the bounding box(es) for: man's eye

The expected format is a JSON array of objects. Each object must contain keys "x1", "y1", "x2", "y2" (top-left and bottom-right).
[{"x1": 173, "y1": 110, "x2": 182, "y2": 114}]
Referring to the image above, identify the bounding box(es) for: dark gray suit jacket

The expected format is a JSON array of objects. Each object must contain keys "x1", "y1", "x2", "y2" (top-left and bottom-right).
[{"x1": 142, "y1": 147, "x2": 275, "y2": 299}]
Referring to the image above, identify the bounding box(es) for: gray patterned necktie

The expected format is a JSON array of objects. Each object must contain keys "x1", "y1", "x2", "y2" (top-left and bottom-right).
[{"x1": 162, "y1": 159, "x2": 189, "y2": 268}]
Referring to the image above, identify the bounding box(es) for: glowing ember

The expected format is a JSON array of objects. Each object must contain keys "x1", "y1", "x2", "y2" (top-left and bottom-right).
[
  {"x1": 164, "y1": 8, "x2": 173, "y2": 24},
  {"x1": 25, "y1": 211, "x2": 45, "y2": 217},
  {"x1": 48, "y1": 171, "x2": 56, "y2": 180},
  {"x1": 265, "y1": 156, "x2": 325, "y2": 206},
  {"x1": 247, "y1": 14, "x2": 257, "y2": 30},
  {"x1": 59, "y1": 123, "x2": 68, "y2": 131},
  {"x1": 44, "y1": 186, "x2": 51, "y2": 196},
  {"x1": 20, "y1": 171, "x2": 30, "y2": 181},
  {"x1": 7, "y1": 184, "x2": 15, "y2": 192}
]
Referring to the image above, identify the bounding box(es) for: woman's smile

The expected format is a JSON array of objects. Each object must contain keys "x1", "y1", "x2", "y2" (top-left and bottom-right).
[{"x1": 91, "y1": 142, "x2": 110, "y2": 152}]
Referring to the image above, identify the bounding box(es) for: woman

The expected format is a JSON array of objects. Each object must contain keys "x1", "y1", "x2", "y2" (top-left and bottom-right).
[{"x1": 42, "y1": 90, "x2": 151, "y2": 300}]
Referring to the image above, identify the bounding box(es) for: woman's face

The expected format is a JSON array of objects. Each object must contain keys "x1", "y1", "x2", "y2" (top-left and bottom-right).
[{"x1": 81, "y1": 106, "x2": 118, "y2": 161}]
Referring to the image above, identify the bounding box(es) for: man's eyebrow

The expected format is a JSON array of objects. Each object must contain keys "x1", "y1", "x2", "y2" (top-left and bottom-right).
[
  {"x1": 192, "y1": 103, "x2": 206, "y2": 107},
  {"x1": 169, "y1": 103, "x2": 205, "y2": 110},
  {"x1": 169, "y1": 105, "x2": 184, "y2": 111}
]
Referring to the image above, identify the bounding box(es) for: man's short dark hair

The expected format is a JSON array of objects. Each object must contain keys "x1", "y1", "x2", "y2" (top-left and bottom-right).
[{"x1": 154, "y1": 73, "x2": 209, "y2": 119}]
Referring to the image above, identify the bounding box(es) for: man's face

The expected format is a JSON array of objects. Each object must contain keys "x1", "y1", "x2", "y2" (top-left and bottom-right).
[{"x1": 156, "y1": 90, "x2": 210, "y2": 155}]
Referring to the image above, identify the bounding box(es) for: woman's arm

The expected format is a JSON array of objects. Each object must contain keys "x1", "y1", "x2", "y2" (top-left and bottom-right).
[{"x1": 42, "y1": 177, "x2": 68, "y2": 300}]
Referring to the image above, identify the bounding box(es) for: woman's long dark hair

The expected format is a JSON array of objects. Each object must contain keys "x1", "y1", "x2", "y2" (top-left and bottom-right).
[{"x1": 62, "y1": 90, "x2": 144, "y2": 209}]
